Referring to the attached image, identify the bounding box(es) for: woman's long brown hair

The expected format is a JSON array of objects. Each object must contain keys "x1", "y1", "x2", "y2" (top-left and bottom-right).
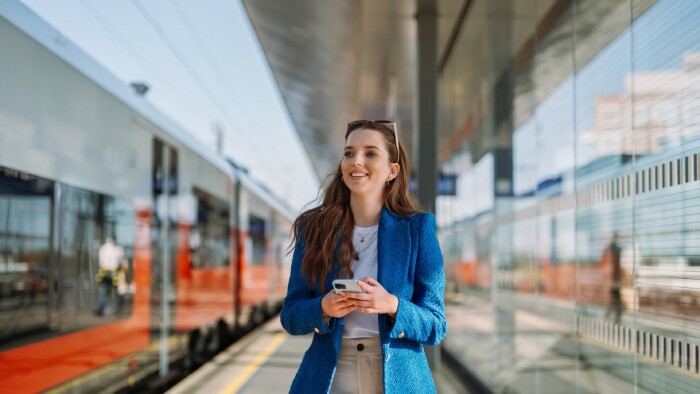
[{"x1": 290, "y1": 122, "x2": 424, "y2": 291}]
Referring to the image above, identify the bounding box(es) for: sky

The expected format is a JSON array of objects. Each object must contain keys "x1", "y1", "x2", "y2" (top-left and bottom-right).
[{"x1": 20, "y1": 0, "x2": 320, "y2": 213}]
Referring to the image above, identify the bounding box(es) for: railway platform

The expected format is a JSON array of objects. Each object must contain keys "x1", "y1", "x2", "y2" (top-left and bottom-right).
[
  {"x1": 168, "y1": 317, "x2": 469, "y2": 394},
  {"x1": 168, "y1": 289, "x2": 700, "y2": 394}
]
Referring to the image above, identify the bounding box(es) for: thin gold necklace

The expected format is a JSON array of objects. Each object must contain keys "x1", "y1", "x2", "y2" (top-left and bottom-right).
[
  {"x1": 354, "y1": 225, "x2": 378, "y2": 243},
  {"x1": 354, "y1": 230, "x2": 378, "y2": 255}
]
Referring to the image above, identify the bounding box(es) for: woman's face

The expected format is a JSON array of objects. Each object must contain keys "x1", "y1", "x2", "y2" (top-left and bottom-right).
[{"x1": 341, "y1": 128, "x2": 399, "y2": 199}]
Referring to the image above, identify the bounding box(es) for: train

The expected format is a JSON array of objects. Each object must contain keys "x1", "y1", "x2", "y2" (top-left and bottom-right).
[{"x1": 0, "y1": 3, "x2": 294, "y2": 393}]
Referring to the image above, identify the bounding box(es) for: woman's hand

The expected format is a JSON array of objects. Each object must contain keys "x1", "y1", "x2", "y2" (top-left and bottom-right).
[
  {"x1": 345, "y1": 277, "x2": 399, "y2": 319},
  {"x1": 321, "y1": 290, "x2": 357, "y2": 318}
]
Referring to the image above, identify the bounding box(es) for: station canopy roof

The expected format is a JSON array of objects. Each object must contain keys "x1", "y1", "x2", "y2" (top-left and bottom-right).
[
  {"x1": 242, "y1": 0, "x2": 567, "y2": 180},
  {"x1": 242, "y1": 0, "x2": 465, "y2": 181}
]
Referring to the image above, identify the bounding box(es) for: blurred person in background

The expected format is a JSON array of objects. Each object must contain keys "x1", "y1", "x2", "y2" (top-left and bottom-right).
[
  {"x1": 603, "y1": 231, "x2": 623, "y2": 324},
  {"x1": 94, "y1": 236, "x2": 127, "y2": 316}
]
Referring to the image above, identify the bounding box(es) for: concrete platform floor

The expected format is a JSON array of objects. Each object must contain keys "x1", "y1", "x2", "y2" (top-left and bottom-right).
[{"x1": 168, "y1": 317, "x2": 469, "y2": 394}]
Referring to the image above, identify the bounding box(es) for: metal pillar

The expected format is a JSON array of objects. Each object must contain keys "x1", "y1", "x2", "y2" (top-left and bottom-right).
[
  {"x1": 415, "y1": 0, "x2": 440, "y2": 371},
  {"x1": 415, "y1": 0, "x2": 438, "y2": 213},
  {"x1": 159, "y1": 148, "x2": 171, "y2": 377}
]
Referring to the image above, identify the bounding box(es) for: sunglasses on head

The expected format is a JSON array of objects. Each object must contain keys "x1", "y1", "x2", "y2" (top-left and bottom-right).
[{"x1": 346, "y1": 120, "x2": 399, "y2": 162}]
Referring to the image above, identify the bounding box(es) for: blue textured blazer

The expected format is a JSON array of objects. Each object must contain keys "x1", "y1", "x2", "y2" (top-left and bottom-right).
[{"x1": 280, "y1": 208, "x2": 447, "y2": 394}]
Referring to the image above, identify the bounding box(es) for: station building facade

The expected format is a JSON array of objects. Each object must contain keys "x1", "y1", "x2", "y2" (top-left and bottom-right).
[{"x1": 437, "y1": 0, "x2": 700, "y2": 392}]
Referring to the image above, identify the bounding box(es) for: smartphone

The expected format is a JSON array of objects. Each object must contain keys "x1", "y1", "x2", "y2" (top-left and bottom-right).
[{"x1": 332, "y1": 279, "x2": 365, "y2": 295}]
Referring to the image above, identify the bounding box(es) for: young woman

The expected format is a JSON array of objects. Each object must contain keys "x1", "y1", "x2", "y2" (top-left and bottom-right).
[{"x1": 281, "y1": 120, "x2": 447, "y2": 394}]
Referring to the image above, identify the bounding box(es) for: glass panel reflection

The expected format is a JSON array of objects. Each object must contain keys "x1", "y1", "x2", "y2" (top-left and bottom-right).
[
  {"x1": 0, "y1": 165, "x2": 136, "y2": 350},
  {"x1": 191, "y1": 188, "x2": 230, "y2": 268},
  {"x1": 439, "y1": 0, "x2": 700, "y2": 392},
  {"x1": 0, "y1": 168, "x2": 53, "y2": 344},
  {"x1": 58, "y1": 185, "x2": 135, "y2": 327}
]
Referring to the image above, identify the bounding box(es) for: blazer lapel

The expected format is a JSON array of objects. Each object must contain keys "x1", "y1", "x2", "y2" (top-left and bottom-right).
[{"x1": 377, "y1": 208, "x2": 410, "y2": 295}]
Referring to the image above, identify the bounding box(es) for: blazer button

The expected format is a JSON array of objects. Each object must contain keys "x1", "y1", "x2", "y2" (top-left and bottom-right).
[
  {"x1": 357, "y1": 343, "x2": 364, "y2": 351},
  {"x1": 313, "y1": 326, "x2": 320, "y2": 334},
  {"x1": 398, "y1": 332, "x2": 405, "y2": 338}
]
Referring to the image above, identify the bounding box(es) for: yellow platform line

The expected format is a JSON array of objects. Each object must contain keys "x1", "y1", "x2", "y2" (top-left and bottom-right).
[{"x1": 219, "y1": 332, "x2": 287, "y2": 394}]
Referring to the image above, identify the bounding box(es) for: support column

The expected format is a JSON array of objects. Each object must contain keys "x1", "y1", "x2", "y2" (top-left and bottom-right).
[
  {"x1": 415, "y1": 0, "x2": 438, "y2": 212},
  {"x1": 159, "y1": 147, "x2": 171, "y2": 377},
  {"x1": 415, "y1": 0, "x2": 440, "y2": 371}
]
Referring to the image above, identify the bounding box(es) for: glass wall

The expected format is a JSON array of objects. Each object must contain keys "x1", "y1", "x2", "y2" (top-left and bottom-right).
[{"x1": 438, "y1": 0, "x2": 700, "y2": 392}]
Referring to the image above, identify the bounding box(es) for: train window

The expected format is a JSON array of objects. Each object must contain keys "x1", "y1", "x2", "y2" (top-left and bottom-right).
[
  {"x1": 685, "y1": 156, "x2": 690, "y2": 183},
  {"x1": 248, "y1": 216, "x2": 266, "y2": 266},
  {"x1": 152, "y1": 139, "x2": 165, "y2": 196},
  {"x1": 168, "y1": 148, "x2": 179, "y2": 195},
  {"x1": 57, "y1": 184, "x2": 136, "y2": 328},
  {"x1": 151, "y1": 139, "x2": 179, "y2": 303},
  {"x1": 695, "y1": 153, "x2": 699, "y2": 181},
  {"x1": 0, "y1": 166, "x2": 136, "y2": 350},
  {"x1": 191, "y1": 189, "x2": 230, "y2": 268},
  {"x1": 0, "y1": 167, "x2": 53, "y2": 346},
  {"x1": 152, "y1": 139, "x2": 178, "y2": 197}
]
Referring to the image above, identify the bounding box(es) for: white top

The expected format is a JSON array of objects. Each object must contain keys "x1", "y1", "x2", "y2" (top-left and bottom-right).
[
  {"x1": 99, "y1": 240, "x2": 125, "y2": 271},
  {"x1": 342, "y1": 224, "x2": 380, "y2": 338}
]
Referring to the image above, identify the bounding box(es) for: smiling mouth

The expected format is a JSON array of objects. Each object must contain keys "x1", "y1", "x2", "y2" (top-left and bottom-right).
[{"x1": 349, "y1": 172, "x2": 368, "y2": 179}]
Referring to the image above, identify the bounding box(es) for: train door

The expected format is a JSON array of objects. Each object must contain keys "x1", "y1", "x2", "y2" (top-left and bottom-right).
[
  {"x1": 54, "y1": 185, "x2": 101, "y2": 328},
  {"x1": 232, "y1": 178, "x2": 242, "y2": 329},
  {"x1": 0, "y1": 167, "x2": 53, "y2": 346},
  {"x1": 53, "y1": 185, "x2": 136, "y2": 325},
  {"x1": 151, "y1": 138, "x2": 179, "y2": 376},
  {"x1": 267, "y1": 212, "x2": 278, "y2": 312}
]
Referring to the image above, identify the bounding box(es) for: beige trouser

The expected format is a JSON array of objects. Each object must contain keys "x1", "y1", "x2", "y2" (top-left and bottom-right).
[{"x1": 330, "y1": 337, "x2": 384, "y2": 394}]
